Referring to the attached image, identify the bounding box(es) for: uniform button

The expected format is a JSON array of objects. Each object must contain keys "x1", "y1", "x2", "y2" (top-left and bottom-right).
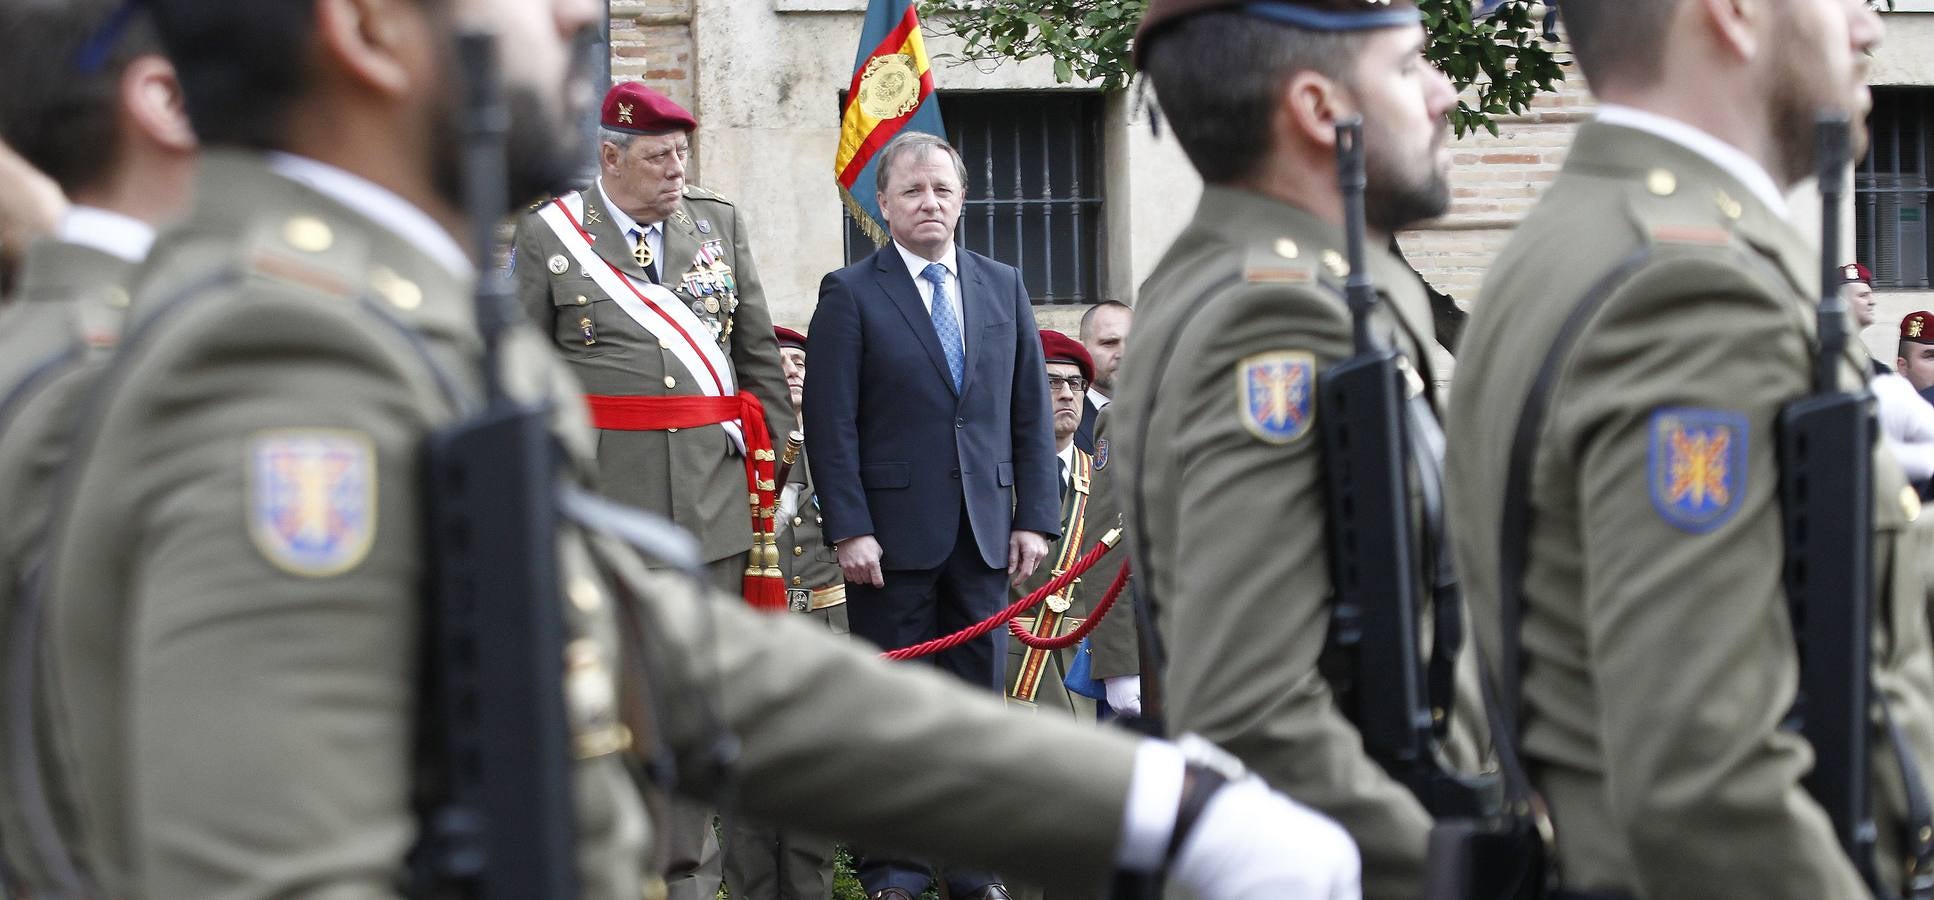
[
  {"x1": 575, "y1": 295, "x2": 589, "y2": 306},
  {"x1": 955, "y1": 418, "x2": 965, "y2": 428},
  {"x1": 664, "y1": 375, "x2": 677, "y2": 389},
  {"x1": 568, "y1": 576, "x2": 603, "y2": 613},
  {"x1": 791, "y1": 576, "x2": 803, "y2": 586},
  {"x1": 793, "y1": 516, "x2": 804, "y2": 526},
  {"x1": 793, "y1": 546, "x2": 804, "y2": 557},
  {"x1": 949, "y1": 467, "x2": 960, "y2": 479}
]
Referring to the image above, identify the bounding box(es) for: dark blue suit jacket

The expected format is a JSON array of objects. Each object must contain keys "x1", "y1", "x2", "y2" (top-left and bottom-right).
[{"x1": 804, "y1": 243, "x2": 1061, "y2": 571}]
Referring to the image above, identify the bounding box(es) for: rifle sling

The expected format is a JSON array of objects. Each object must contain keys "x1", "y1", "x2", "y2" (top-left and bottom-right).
[{"x1": 1493, "y1": 245, "x2": 1934, "y2": 894}]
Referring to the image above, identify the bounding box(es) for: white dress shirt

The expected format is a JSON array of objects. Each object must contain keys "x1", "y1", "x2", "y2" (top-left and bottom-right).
[
  {"x1": 893, "y1": 240, "x2": 966, "y2": 353},
  {"x1": 267, "y1": 152, "x2": 473, "y2": 278},
  {"x1": 1088, "y1": 387, "x2": 1112, "y2": 412},
  {"x1": 1057, "y1": 442, "x2": 1078, "y2": 494},
  {"x1": 1595, "y1": 104, "x2": 1790, "y2": 217},
  {"x1": 1874, "y1": 372, "x2": 1934, "y2": 482},
  {"x1": 598, "y1": 177, "x2": 664, "y2": 274},
  {"x1": 57, "y1": 205, "x2": 155, "y2": 264}
]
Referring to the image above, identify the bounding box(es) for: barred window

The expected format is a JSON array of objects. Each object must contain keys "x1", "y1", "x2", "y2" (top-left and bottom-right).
[
  {"x1": 844, "y1": 90, "x2": 1107, "y2": 305},
  {"x1": 1857, "y1": 87, "x2": 1934, "y2": 290}
]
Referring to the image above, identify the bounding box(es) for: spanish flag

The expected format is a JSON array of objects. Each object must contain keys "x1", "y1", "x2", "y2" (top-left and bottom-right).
[{"x1": 835, "y1": 0, "x2": 946, "y2": 246}]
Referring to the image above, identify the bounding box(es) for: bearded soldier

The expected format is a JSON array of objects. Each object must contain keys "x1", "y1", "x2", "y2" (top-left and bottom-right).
[
  {"x1": 1112, "y1": 2, "x2": 1491, "y2": 897},
  {"x1": 27, "y1": 0, "x2": 1365, "y2": 899}
]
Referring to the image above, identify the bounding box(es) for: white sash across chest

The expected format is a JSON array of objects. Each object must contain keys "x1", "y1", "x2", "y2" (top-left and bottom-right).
[{"x1": 538, "y1": 193, "x2": 744, "y2": 453}]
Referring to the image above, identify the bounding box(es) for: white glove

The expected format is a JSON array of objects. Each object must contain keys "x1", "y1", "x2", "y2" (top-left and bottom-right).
[
  {"x1": 1104, "y1": 675, "x2": 1142, "y2": 717},
  {"x1": 1170, "y1": 775, "x2": 1361, "y2": 900}
]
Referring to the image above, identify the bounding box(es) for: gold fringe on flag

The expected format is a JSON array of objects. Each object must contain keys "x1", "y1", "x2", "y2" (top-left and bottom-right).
[{"x1": 839, "y1": 184, "x2": 890, "y2": 249}]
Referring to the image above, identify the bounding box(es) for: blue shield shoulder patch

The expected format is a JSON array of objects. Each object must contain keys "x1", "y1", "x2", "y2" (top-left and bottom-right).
[
  {"x1": 1647, "y1": 408, "x2": 1748, "y2": 533},
  {"x1": 1094, "y1": 437, "x2": 1109, "y2": 471},
  {"x1": 1237, "y1": 350, "x2": 1316, "y2": 444},
  {"x1": 249, "y1": 430, "x2": 377, "y2": 577}
]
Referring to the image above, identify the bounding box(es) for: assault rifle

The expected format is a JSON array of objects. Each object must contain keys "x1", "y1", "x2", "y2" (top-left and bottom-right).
[
  {"x1": 410, "y1": 32, "x2": 579, "y2": 899},
  {"x1": 1778, "y1": 114, "x2": 1882, "y2": 895},
  {"x1": 1319, "y1": 117, "x2": 1488, "y2": 818}
]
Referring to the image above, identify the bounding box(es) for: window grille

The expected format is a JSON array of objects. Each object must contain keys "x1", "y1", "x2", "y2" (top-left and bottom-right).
[
  {"x1": 843, "y1": 91, "x2": 1107, "y2": 305},
  {"x1": 1857, "y1": 87, "x2": 1933, "y2": 290}
]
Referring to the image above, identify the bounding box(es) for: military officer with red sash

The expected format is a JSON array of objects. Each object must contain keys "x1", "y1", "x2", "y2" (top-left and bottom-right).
[
  {"x1": 513, "y1": 80, "x2": 792, "y2": 608},
  {"x1": 511, "y1": 80, "x2": 792, "y2": 900}
]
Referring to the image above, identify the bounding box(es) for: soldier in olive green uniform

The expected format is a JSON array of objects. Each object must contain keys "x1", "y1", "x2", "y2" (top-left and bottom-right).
[
  {"x1": 511, "y1": 80, "x2": 791, "y2": 600},
  {"x1": 1444, "y1": 3, "x2": 1934, "y2": 898},
  {"x1": 0, "y1": 2, "x2": 197, "y2": 891},
  {"x1": 772, "y1": 326, "x2": 851, "y2": 635},
  {"x1": 1112, "y1": 2, "x2": 1490, "y2": 898},
  {"x1": 510, "y1": 80, "x2": 791, "y2": 900},
  {"x1": 1004, "y1": 329, "x2": 1120, "y2": 723},
  {"x1": 28, "y1": 2, "x2": 1367, "y2": 898},
  {"x1": 723, "y1": 325, "x2": 842, "y2": 900}
]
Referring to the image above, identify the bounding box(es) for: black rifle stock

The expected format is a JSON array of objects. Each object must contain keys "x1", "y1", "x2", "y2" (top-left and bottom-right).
[
  {"x1": 1779, "y1": 114, "x2": 1880, "y2": 894},
  {"x1": 1319, "y1": 118, "x2": 1482, "y2": 817},
  {"x1": 410, "y1": 33, "x2": 580, "y2": 899}
]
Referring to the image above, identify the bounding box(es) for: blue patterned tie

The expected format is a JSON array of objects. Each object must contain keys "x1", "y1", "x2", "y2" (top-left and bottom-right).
[{"x1": 923, "y1": 262, "x2": 965, "y2": 391}]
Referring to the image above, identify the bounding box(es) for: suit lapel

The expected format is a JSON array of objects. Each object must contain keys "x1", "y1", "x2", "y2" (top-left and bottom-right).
[
  {"x1": 874, "y1": 247, "x2": 957, "y2": 394},
  {"x1": 581, "y1": 187, "x2": 650, "y2": 281},
  {"x1": 956, "y1": 250, "x2": 989, "y2": 399}
]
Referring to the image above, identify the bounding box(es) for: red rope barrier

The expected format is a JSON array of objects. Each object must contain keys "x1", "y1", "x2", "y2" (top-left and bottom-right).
[
  {"x1": 881, "y1": 538, "x2": 1118, "y2": 661},
  {"x1": 1007, "y1": 560, "x2": 1131, "y2": 650}
]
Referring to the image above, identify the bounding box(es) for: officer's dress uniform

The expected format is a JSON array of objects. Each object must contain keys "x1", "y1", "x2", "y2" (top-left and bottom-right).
[
  {"x1": 36, "y1": 151, "x2": 1157, "y2": 899},
  {"x1": 0, "y1": 209, "x2": 140, "y2": 894},
  {"x1": 1445, "y1": 112, "x2": 1934, "y2": 899},
  {"x1": 1111, "y1": 184, "x2": 1489, "y2": 900},
  {"x1": 512, "y1": 177, "x2": 790, "y2": 595},
  {"x1": 721, "y1": 443, "x2": 844, "y2": 900},
  {"x1": 1003, "y1": 442, "x2": 1117, "y2": 722},
  {"x1": 513, "y1": 164, "x2": 789, "y2": 900}
]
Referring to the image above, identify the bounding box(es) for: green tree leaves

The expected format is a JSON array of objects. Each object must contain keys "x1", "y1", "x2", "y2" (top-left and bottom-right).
[{"x1": 926, "y1": 0, "x2": 1566, "y2": 138}]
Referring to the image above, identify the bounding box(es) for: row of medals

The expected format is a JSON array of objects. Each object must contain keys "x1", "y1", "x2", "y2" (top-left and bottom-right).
[{"x1": 680, "y1": 240, "x2": 737, "y2": 347}]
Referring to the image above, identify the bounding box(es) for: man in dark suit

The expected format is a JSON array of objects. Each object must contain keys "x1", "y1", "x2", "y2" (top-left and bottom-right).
[
  {"x1": 1074, "y1": 301, "x2": 1132, "y2": 453},
  {"x1": 804, "y1": 130, "x2": 1059, "y2": 900}
]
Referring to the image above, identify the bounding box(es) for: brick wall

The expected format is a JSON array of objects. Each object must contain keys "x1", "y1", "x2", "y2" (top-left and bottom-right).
[
  {"x1": 1399, "y1": 74, "x2": 1595, "y2": 308},
  {"x1": 609, "y1": 0, "x2": 696, "y2": 123}
]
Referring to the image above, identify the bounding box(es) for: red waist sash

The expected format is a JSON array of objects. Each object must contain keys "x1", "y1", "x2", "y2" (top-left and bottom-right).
[{"x1": 584, "y1": 392, "x2": 785, "y2": 611}]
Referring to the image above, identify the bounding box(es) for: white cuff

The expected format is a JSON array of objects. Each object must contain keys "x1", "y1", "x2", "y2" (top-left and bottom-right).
[{"x1": 1114, "y1": 739, "x2": 1185, "y2": 872}]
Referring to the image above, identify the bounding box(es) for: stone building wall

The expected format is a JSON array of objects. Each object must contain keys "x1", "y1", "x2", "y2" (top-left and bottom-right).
[{"x1": 600, "y1": 5, "x2": 1934, "y2": 358}]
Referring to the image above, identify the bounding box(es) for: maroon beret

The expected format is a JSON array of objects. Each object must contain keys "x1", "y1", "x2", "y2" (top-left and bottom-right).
[
  {"x1": 1134, "y1": 0, "x2": 1420, "y2": 70},
  {"x1": 1039, "y1": 329, "x2": 1095, "y2": 385},
  {"x1": 775, "y1": 326, "x2": 808, "y2": 351},
  {"x1": 1904, "y1": 311, "x2": 1934, "y2": 345},
  {"x1": 1841, "y1": 262, "x2": 1873, "y2": 285},
  {"x1": 602, "y1": 81, "x2": 697, "y2": 136}
]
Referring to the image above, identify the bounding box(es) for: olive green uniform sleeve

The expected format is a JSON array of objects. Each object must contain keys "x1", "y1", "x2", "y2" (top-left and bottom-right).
[
  {"x1": 591, "y1": 540, "x2": 1142, "y2": 898},
  {"x1": 1556, "y1": 256, "x2": 1864, "y2": 899},
  {"x1": 73, "y1": 292, "x2": 645, "y2": 900},
  {"x1": 513, "y1": 210, "x2": 559, "y2": 334},
  {"x1": 101, "y1": 295, "x2": 438, "y2": 898},
  {"x1": 1156, "y1": 283, "x2": 1431, "y2": 900}
]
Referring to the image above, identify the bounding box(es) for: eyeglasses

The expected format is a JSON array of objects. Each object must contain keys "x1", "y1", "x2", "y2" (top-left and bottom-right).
[{"x1": 1047, "y1": 375, "x2": 1088, "y2": 393}]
